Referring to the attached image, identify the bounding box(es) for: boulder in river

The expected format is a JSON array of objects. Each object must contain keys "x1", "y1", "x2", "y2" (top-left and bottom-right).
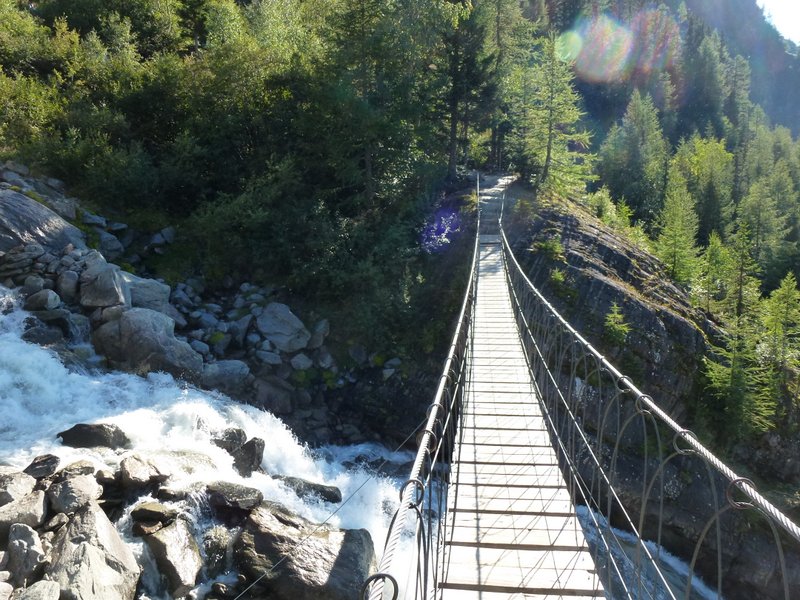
[
  {"x1": 0, "y1": 491, "x2": 46, "y2": 547},
  {"x1": 57, "y1": 423, "x2": 131, "y2": 450},
  {"x1": 23, "y1": 289, "x2": 60, "y2": 311},
  {"x1": 231, "y1": 437, "x2": 265, "y2": 478},
  {"x1": 22, "y1": 455, "x2": 59, "y2": 479},
  {"x1": 273, "y1": 476, "x2": 342, "y2": 504},
  {"x1": 46, "y1": 474, "x2": 103, "y2": 514},
  {"x1": 92, "y1": 308, "x2": 203, "y2": 380},
  {"x1": 9, "y1": 580, "x2": 60, "y2": 600},
  {"x1": 211, "y1": 428, "x2": 247, "y2": 454},
  {"x1": 46, "y1": 501, "x2": 140, "y2": 600},
  {"x1": 0, "y1": 468, "x2": 36, "y2": 507},
  {"x1": 235, "y1": 501, "x2": 376, "y2": 600},
  {"x1": 7, "y1": 523, "x2": 46, "y2": 586},
  {"x1": 144, "y1": 518, "x2": 202, "y2": 597},
  {"x1": 206, "y1": 482, "x2": 263, "y2": 511}
]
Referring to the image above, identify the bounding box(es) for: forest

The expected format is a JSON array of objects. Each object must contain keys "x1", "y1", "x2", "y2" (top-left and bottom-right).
[{"x1": 1, "y1": 0, "x2": 800, "y2": 451}]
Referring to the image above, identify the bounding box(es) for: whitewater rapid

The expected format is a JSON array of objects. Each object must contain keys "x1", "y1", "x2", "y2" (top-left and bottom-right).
[{"x1": 0, "y1": 286, "x2": 409, "y2": 598}]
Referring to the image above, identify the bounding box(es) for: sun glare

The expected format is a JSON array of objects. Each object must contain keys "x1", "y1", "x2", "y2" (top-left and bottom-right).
[{"x1": 757, "y1": 0, "x2": 800, "y2": 44}]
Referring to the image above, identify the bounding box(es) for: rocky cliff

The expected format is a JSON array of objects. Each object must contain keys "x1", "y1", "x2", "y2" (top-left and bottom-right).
[{"x1": 508, "y1": 200, "x2": 720, "y2": 424}]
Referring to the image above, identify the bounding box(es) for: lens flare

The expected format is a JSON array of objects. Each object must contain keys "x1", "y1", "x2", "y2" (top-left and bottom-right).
[
  {"x1": 572, "y1": 15, "x2": 635, "y2": 83},
  {"x1": 556, "y1": 31, "x2": 583, "y2": 62},
  {"x1": 631, "y1": 9, "x2": 681, "y2": 75}
]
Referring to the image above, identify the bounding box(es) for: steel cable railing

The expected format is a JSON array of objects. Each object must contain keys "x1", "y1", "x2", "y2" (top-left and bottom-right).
[
  {"x1": 361, "y1": 216, "x2": 479, "y2": 600},
  {"x1": 500, "y1": 224, "x2": 800, "y2": 600}
]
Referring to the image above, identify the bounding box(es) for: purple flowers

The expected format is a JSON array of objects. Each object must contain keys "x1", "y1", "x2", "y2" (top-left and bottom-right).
[{"x1": 421, "y1": 209, "x2": 462, "y2": 253}]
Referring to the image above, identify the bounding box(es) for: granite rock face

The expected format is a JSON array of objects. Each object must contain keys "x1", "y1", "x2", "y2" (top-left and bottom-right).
[
  {"x1": 45, "y1": 502, "x2": 140, "y2": 600},
  {"x1": 0, "y1": 190, "x2": 85, "y2": 253},
  {"x1": 510, "y1": 205, "x2": 719, "y2": 423}
]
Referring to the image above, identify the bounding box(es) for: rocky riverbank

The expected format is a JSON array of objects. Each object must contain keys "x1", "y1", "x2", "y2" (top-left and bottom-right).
[
  {"x1": 0, "y1": 161, "x2": 411, "y2": 598},
  {"x1": 0, "y1": 161, "x2": 422, "y2": 448}
]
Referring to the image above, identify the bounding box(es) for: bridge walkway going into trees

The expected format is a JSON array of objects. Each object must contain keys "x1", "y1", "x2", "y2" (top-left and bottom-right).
[{"x1": 438, "y1": 234, "x2": 604, "y2": 598}]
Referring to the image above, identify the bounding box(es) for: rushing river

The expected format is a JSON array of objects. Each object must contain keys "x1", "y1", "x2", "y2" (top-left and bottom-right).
[{"x1": 0, "y1": 286, "x2": 409, "y2": 598}]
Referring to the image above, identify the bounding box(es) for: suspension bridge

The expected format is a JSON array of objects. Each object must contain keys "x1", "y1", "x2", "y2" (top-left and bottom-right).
[{"x1": 362, "y1": 177, "x2": 800, "y2": 600}]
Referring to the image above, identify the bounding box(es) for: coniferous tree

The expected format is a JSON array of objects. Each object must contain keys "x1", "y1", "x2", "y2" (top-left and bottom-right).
[
  {"x1": 760, "y1": 273, "x2": 800, "y2": 423},
  {"x1": 737, "y1": 176, "x2": 789, "y2": 280},
  {"x1": 672, "y1": 135, "x2": 734, "y2": 245},
  {"x1": 655, "y1": 166, "x2": 698, "y2": 285},
  {"x1": 507, "y1": 34, "x2": 593, "y2": 198},
  {"x1": 682, "y1": 31, "x2": 729, "y2": 138},
  {"x1": 444, "y1": 5, "x2": 493, "y2": 180},
  {"x1": 704, "y1": 224, "x2": 769, "y2": 442},
  {"x1": 598, "y1": 90, "x2": 667, "y2": 224},
  {"x1": 691, "y1": 231, "x2": 731, "y2": 314}
]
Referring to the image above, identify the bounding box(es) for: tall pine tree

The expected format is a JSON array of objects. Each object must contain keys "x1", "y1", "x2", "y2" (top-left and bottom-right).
[{"x1": 655, "y1": 166, "x2": 698, "y2": 285}]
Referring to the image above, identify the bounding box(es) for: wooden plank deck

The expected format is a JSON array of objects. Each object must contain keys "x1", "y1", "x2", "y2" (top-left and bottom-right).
[{"x1": 439, "y1": 232, "x2": 603, "y2": 600}]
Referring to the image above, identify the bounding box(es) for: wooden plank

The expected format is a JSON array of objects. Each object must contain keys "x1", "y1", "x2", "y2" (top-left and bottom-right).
[
  {"x1": 453, "y1": 444, "x2": 558, "y2": 461},
  {"x1": 442, "y1": 546, "x2": 600, "y2": 590},
  {"x1": 438, "y1": 591, "x2": 600, "y2": 600},
  {"x1": 451, "y1": 492, "x2": 575, "y2": 515}
]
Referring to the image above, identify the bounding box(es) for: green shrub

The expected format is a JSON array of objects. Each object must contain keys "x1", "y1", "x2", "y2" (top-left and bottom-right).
[
  {"x1": 603, "y1": 302, "x2": 630, "y2": 347},
  {"x1": 549, "y1": 267, "x2": 576, "y2": 302},
  {"x1": 535, "y1": 236, "x2": 565, "y2": 261}
]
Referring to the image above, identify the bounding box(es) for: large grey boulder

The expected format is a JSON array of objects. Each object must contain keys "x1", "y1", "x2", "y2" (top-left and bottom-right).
[
  {"x1": 79, "y1": 262, "x2": 129, "y2": 309},
  {"x1": 46, "y1": 501, "x2": 139, "y2": 600},
  {"x1": 119, "y1": 455, "x2": 169, "y2": 489},
  {"x1": 46, "y1": 475, "x2": 103, "y2": 514},
  {"x1": 200, "y1": 360, "x2": 250, "y2": 394},
  {"x1": 0, "y1": 469, "x2": 36, "y2": 507},
  {"x1": 232, "y1": 438, "x2": 265, "y2": 478},
  {"x1": 23, "y1": 455, "x2": 59, "y2": 480},
  {"x1": 92, "y1": 308, "x2": 203, "y2": 380},
  {"x1": 144, "y1": 518, "x2": 202, "y2": 597},
  {"x1": 0, "y1": 491, "x2": 46, "y2": 546},
  {"x1": 23, "y1": 290, "x2": 60, "y2": 311},
  {"x1": 118, "y1": 272, "x2": 171, "y2": 314},
  {"x1": 0, "y1": 189, "x2": 85, "y2": 253},
  {"x1": 274, "y1": 476, "x2": 342, "y2": 504},
  {"x1": 206, "y1": 482, "x2": 264, "y2": 513},
  {"x1": 10, "y1": 580, "x2": 59, "y2": 600},
  {"x1": 256, "y1": 303, "x2": 311, "y2": 353},
  {"x1": 95, "y1": 230, "x2": 123, "y2": 261},
  {"x1": 235, "y1": 502, "x2": 376, "y2": 600},
  {"x1": 55, "y1": 270, "x2": 79, "y2": 304},
  {"x1": 7, "y1": 524, "x2": 45, "y2": 586}
]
